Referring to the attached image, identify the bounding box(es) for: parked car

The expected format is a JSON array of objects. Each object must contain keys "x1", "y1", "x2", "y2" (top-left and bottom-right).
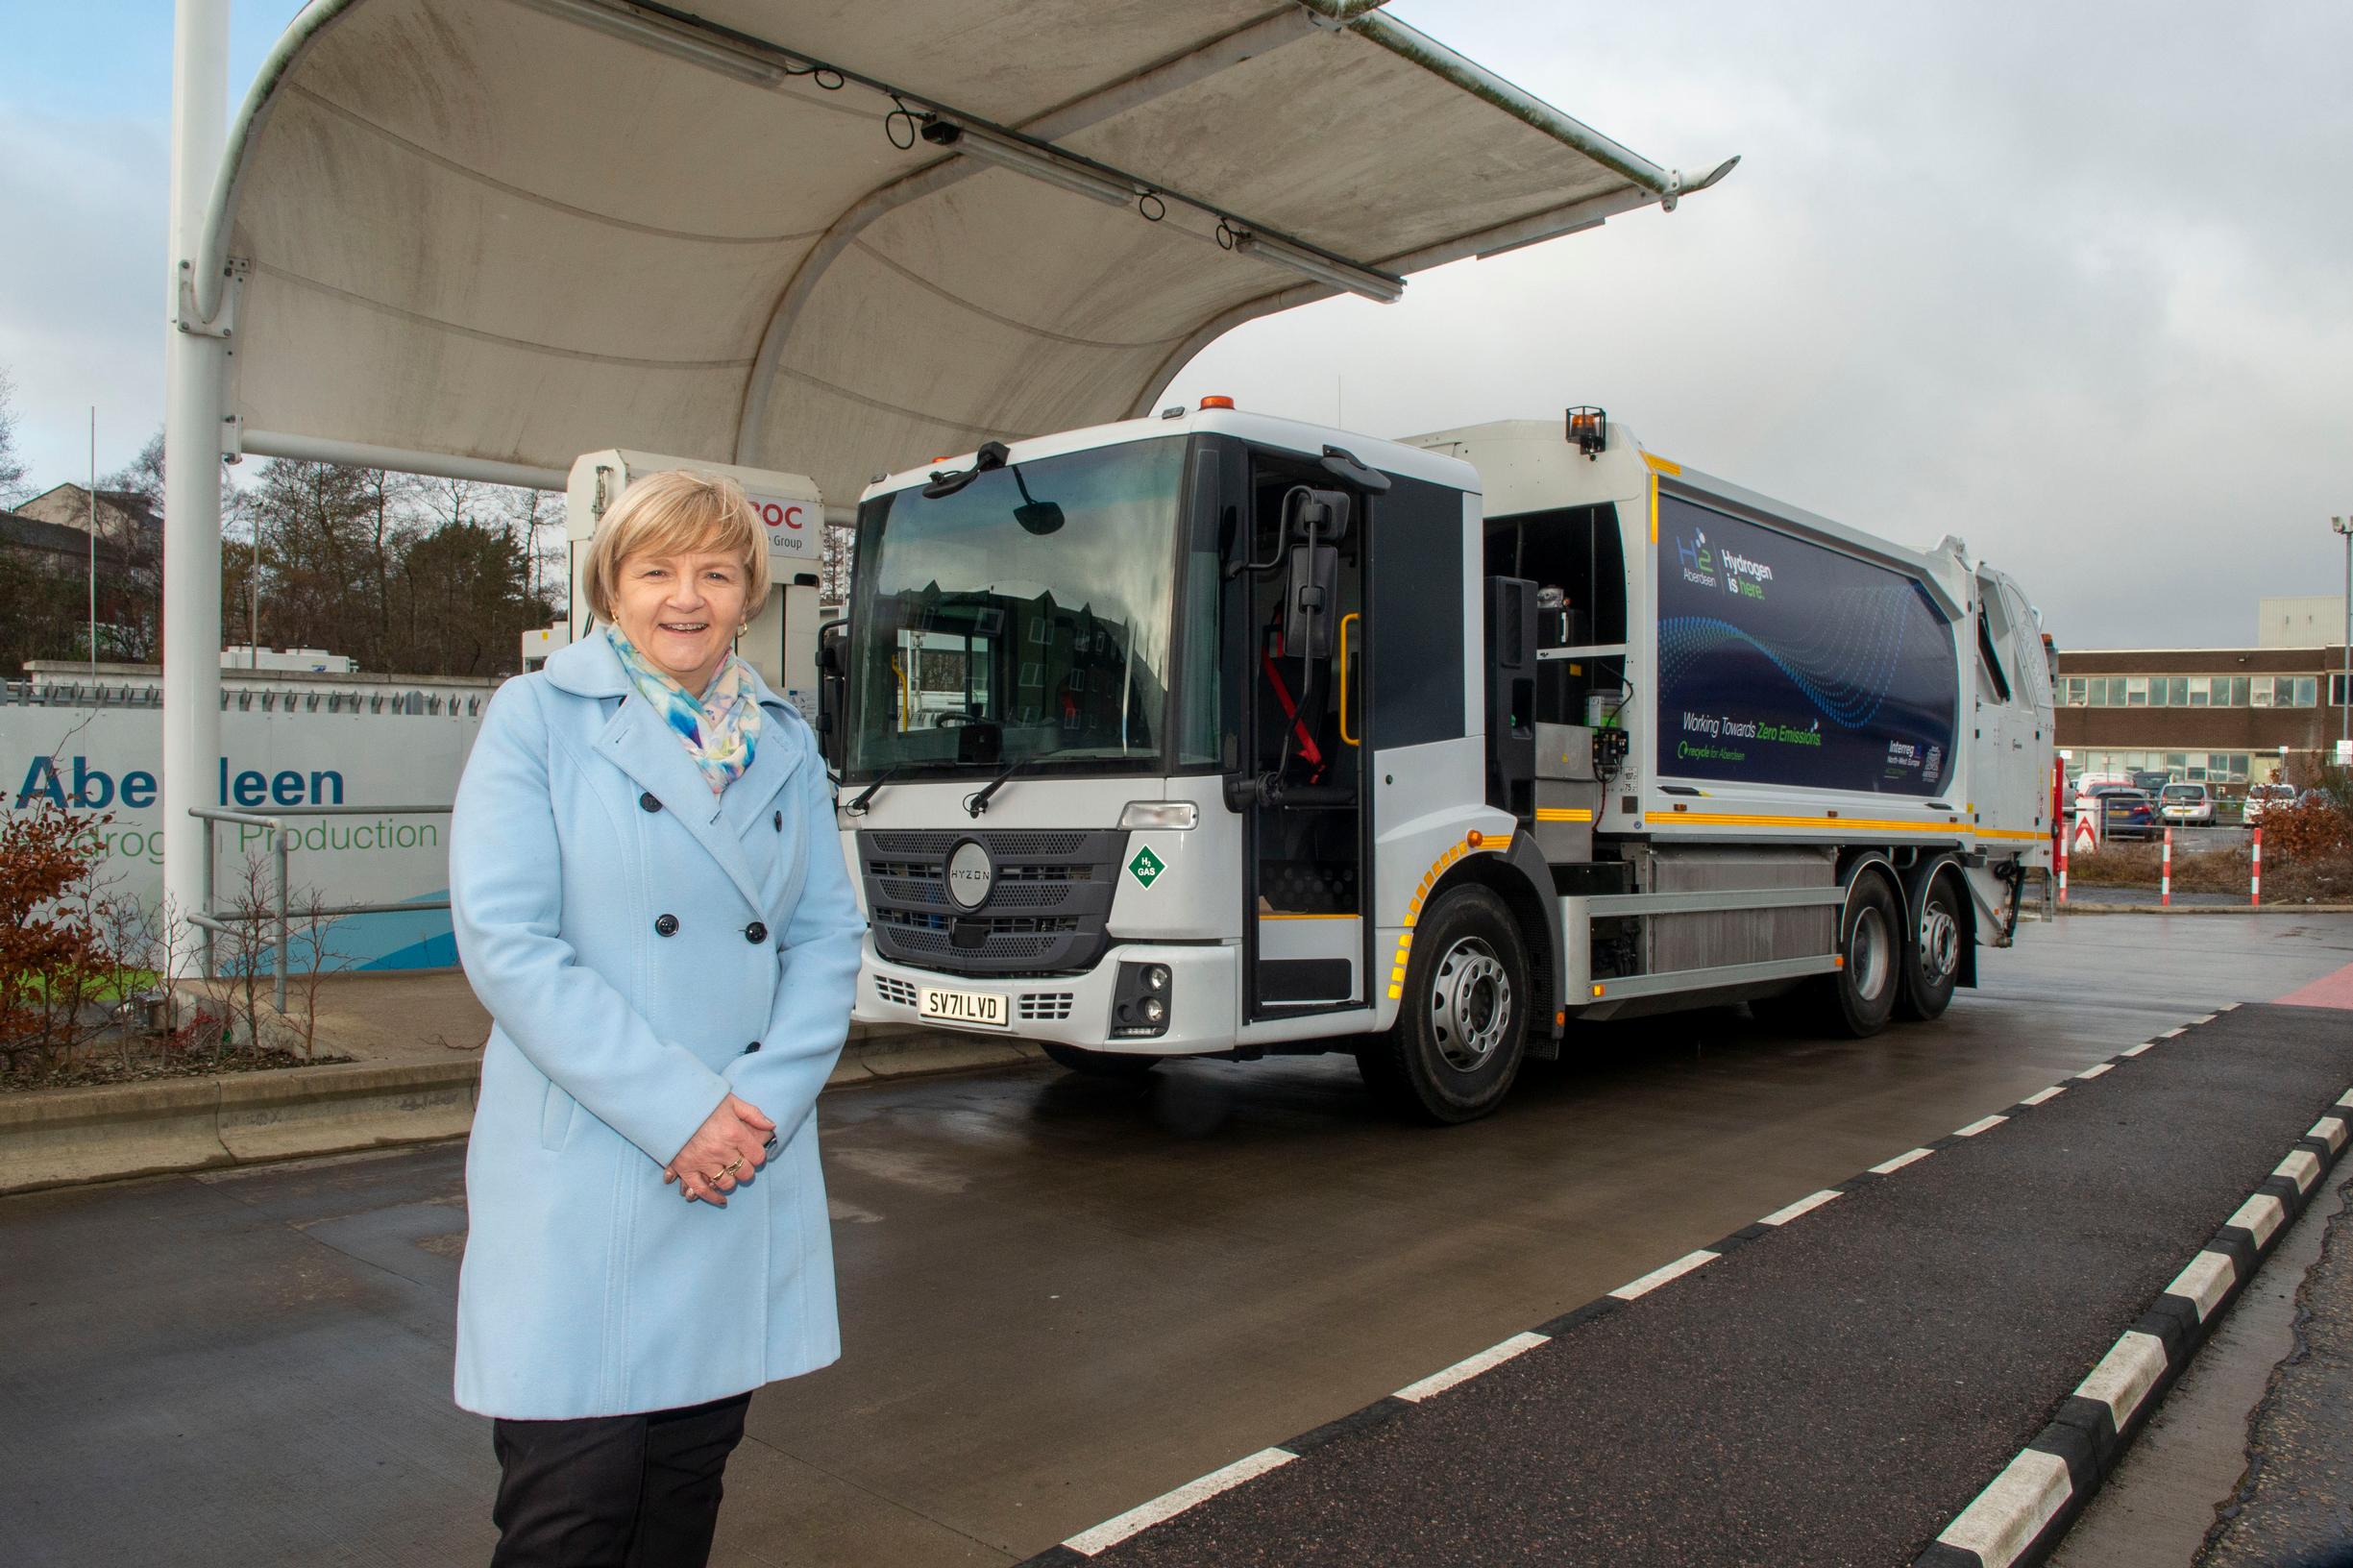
[
  {"x1": 2090, "y1": 785, "x2": 2160, "y2": 841},
  {"x1": 2243, "y1": 783, "x2": 2295, "y2": 824},
  {"x1": 2160, "y1": 782, "x2": 2216, "y2": 826},
  {"x1": 2131, "y1": 769, "x2": 2172, "y2": 796}
]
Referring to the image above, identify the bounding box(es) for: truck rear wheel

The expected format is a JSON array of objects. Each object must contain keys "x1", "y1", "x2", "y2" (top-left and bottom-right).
[
  {"x1": 1826, "y1": 870, "x2": 1901, "y2": 1038},
  {"x1": 1895, "y1": 870, "x2": 1964, "y2": 1022},
  {"x1": 1042, "y1": 1042, "x2": 1161, "y2": 1077},
  {"x1": 1356, "y1": 885, "x2": 1530, "y2": 1125}
]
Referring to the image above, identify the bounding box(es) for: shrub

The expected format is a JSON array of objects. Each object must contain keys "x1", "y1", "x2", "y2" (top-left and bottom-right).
[
  {"x1": 0, "y1": 802, "x2": 113, "y2": 1074},
  {"x1": 2255, "y1": 796, "x2": 2353, "y2": 863}
]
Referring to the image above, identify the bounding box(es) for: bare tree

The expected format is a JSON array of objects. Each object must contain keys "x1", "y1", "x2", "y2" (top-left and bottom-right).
[
  {"x1": 193, "y1": 852, "x2": 280, "y2": 1061},
  {"x1": 820, "y1": 518, "x2": 856, "y2": 608},
  {"x1": 103, "y1": 429, "x2": 165, "y2": 514},
  {"x1": 0, "y1": 366, "x2": 28, "y2": 504},
  {"x1": 284, "y1": 886, "x2": 351, "y2": 1062}
]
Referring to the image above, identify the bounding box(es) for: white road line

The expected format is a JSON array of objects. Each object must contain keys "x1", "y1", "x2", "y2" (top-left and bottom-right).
[
  {"x1": 2226, "y1": 1193, "x2": 2288, "y2": 1248},
  {"x1": 2275, "y1": 1149, "x2": 2322, "y2": 1194},
  {"x1": 1063, "y1": 1449, "x2": 1297, "y2": 1556},
  {"x1": 1393, "y1": 1332, "x2": 1551, "y2": 1403},
  {"x1": 2164, "y1": 1251, "x2": 2236, "y2": 1323},
  {"x1": 1871, "y1": 1148, "x2": 1935, "y2": 1175},
  {"x1": 1758, "y1": 1189, "x2": 1843, "y2": 1226},
  {"x1": 1937, "y1": 1448, "x2": 2073, "y2": 1568},
  {"x1": 2312, "y1": 1116, "x2": 2349, "y2": 1155},
  {"x1": 2076, "y1": 1063, "x2": 2114, "y2": 1081},
  {"x1": 2120, "y1": 1041, "x2": 2154, "y2": 1057},
  {"x1": 1608, "y1": 1250, "x2": 1721, "y2": 1301},
  {"x1": 2159, "y1": 1027, "x2": 2187, "y2": 1040},
  {"x1": 1955, "y1": 1115, "x2": 2009, "y2": 1138},
  {"x1": 2073, "y1": 1331, "x2": 2168, "y2": 1432},
  {"x1": 2021, "y1": 1086, "x2": 2068, "y2": 1106}
]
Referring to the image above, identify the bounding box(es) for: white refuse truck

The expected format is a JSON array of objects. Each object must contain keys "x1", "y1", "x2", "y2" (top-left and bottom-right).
[{"x1": 829, "y1": 402, "x2": 2055, "y2": 1121}]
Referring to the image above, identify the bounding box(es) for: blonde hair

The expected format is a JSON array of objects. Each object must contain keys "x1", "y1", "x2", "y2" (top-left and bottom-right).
[{"x1": 583, "y1": 469, "x2": 771, "y2": 624}]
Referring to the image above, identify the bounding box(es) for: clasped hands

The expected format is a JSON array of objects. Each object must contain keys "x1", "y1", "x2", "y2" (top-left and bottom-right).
[{"x1": 663, "y1": 1093, "x2": 776, "y2": 1207}]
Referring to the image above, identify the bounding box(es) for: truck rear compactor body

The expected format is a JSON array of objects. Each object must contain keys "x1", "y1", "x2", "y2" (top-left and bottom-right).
[{"x1": 832, "y1": 404, "x2": 2054, "y2": 1121}]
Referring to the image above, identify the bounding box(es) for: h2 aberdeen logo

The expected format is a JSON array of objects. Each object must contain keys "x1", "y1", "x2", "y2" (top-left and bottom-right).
[{"x1": 1677, "y1": 527, "x2": 1774, "y2": 601}]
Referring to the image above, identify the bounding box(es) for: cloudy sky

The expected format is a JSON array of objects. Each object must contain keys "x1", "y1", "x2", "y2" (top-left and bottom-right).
[{"x1": 3, "y1": 1, "x2": 2346, "y2": 649}]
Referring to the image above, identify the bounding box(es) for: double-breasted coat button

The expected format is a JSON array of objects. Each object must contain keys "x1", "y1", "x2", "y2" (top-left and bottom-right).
[
  {"x1": 744, "y1": 1041, "x2": 762, "y2": 1054},
  {"x1": 745, "y1": 921, "x2": 769, "y2": 943},
  {"x1": 639, "y1": 792, "x2": 661, "y2": 813},
  {"x1": 653, "y1": 913, "x2": 679, "y2": 937}
]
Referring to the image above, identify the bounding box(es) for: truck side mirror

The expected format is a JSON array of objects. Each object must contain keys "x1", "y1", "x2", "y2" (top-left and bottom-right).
[{"x1": 816, "y1": 621, "x2": 847, "y2": 771}]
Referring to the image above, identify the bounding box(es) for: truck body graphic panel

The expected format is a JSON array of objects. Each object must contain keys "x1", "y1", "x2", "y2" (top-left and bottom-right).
[{"x1": 1654, "y1": 494, "x2": 1959, "y2": 797}]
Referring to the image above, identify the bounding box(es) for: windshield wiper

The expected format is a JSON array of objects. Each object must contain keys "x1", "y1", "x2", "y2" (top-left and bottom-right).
[
  {"x1": 961, "y1": 749, "x2": 1140, "y2": 818},
  {"x1": 962, "y1": 749, "x2": 1050, "y2": 819},
  {"x1": 845, "y1": 767, "x2": 902, "y2": 816}
]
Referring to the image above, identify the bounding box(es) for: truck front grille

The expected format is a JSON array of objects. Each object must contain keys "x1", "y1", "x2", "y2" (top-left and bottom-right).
[{"x1": 858, "y1": 827, "x2": 1127, "y2": 977}]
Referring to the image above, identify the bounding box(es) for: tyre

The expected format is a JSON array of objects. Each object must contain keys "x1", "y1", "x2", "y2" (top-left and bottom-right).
[
  {"x1": 1895, "y1": 870, "x2": 1964, "y2": 1022},
  {"x1": 1041, "y1": 1042, "x2": 1161, "y2": 1077},
  {"x1": 1356, "y1": 885, "x2": 1531, "y2": 1124},
  {"x1": 1825, "y1": 870, "x2": 1901, "y2": 1038}
]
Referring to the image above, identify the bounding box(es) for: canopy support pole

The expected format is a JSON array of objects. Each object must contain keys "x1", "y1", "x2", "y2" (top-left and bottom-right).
[{"x1": 162, "y1": 0, "x2": 233, "y2": 969}]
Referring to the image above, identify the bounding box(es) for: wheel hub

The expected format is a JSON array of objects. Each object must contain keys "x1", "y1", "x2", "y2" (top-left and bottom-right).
[
  {"x1": 1431, "y1": 937, "x2": 1511, "y2": 1071},
  {"x1": 1849, "y1": 904, "x2": 1892, "y2": 1001},
  {"x1": 1919, "y1": 902, "x2": 1960, "y2": 981}
]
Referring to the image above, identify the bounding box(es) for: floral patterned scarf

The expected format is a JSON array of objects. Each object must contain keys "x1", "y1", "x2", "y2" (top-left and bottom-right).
[{"x1": 605, "y1": 626, "x2": 762, "y2": 796}]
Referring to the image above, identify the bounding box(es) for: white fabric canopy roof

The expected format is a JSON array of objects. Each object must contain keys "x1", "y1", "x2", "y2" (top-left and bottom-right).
[{"x1": 207, "y1": 0, "x2": 1734, "y2": 502}]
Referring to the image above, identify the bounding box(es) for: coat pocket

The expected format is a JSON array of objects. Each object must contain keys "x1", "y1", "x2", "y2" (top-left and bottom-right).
[{"x1": 538, "y1": 1079, "x2": 578, "y2": 1151}]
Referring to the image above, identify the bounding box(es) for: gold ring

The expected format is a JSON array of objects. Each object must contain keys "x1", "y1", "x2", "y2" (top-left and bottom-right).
[{"x1": 722, "y1": 1157, "x2": 746, "y2": 1176}]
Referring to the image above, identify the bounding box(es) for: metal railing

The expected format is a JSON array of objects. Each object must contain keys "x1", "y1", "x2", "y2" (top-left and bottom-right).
[{"x1": 188, "y1": 803, "x2": 453, "y2": 1010}]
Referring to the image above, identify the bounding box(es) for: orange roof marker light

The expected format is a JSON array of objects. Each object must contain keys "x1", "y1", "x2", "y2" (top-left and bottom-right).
[
  {"x1": 1198, "y1": 395, "x2": 1236, "y2": 410},
  {"x1": 1566, "y1": 404, "x2": 1607, "y2": 458}
]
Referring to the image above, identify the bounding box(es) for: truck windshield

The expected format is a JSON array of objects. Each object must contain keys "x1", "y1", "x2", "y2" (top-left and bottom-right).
[{"x1": 844, "y1": 437, "x2": 1189, "y2": 778}]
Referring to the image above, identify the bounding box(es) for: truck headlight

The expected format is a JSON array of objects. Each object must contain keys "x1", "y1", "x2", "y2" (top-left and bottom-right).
[{"x1": 1112, "y1": 959, "x2": 1172, "y2": 1038}]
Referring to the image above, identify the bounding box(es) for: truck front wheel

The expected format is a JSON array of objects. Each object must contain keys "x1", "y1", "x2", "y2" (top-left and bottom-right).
[{"x1": 1357, "y1": 885, "x2": 1531, "y2": 1125}]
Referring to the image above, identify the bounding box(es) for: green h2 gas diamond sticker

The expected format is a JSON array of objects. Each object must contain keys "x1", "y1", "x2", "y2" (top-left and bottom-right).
[{"x1": 1127, "y1": 845, "x2": 1166, "y2": 889}]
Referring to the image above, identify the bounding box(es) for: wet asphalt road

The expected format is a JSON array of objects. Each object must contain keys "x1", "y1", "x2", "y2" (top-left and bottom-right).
[
  {"x1": 3, "y1": 912, "x2": 2350, "y2": 1567},
  {"x1": 1054, "y1": 1002, "x2": 2353, "y2": 1568}
]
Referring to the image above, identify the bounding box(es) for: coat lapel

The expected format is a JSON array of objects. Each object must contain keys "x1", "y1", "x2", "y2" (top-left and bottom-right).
[
  {"x1": 555, "y1": 633, "x2": 805, "y2": 912},
  {"x1": 719, "y1": 698, "x2": 806, "y2": 841}
]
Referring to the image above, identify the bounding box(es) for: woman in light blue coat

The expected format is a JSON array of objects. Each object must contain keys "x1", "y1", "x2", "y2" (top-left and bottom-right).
[{"x1": 450, "y1": 469, "x2": 865, "y2": 1567}]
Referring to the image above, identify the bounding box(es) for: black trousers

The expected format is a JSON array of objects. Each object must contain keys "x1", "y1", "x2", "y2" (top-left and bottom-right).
[{"x1": 489, "y1": 1393, "x2": 751, "y2": 1568}]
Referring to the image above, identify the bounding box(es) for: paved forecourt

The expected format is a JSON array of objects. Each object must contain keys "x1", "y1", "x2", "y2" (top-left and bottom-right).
[{"x1": 1024, "y1": 1000, "x2": 2353, "y2": 1568}]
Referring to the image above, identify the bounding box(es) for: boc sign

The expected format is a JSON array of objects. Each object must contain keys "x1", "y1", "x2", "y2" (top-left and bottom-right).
[{"x1": 751, "y1": 493, "x2": 816, "y2": 559}]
